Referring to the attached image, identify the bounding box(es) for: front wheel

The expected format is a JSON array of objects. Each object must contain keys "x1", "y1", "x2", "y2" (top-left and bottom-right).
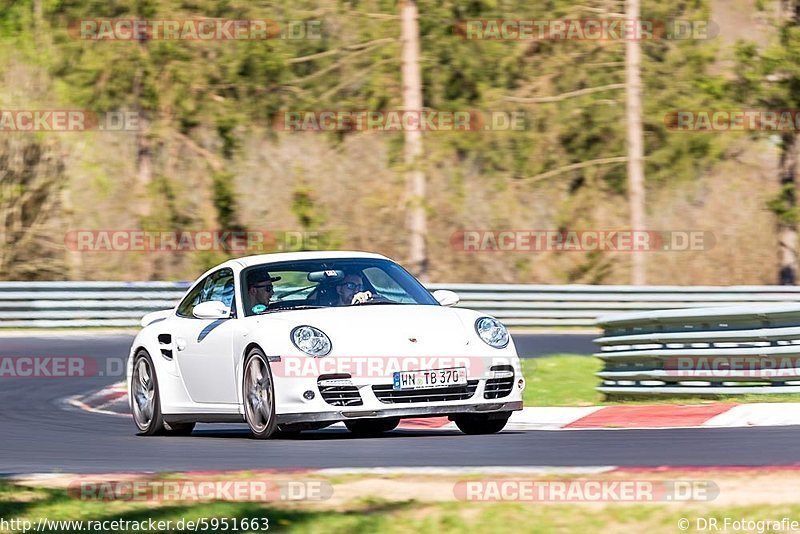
[
  {"x1": 345, "y1": 418, "x2": 400, "y2": 437},
  {"x1": 454, "y1": 414, "x2": 510, "y2": 435},
  {"x1": 243, "y1": 349, "x2": 278, "y2": 439},
  {"x1": 131, "y1": 351, "x2": 165, "y2": 436}
]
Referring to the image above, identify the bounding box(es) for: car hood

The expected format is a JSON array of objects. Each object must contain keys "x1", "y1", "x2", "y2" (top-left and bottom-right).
[{"x1": 258, "y1": 304, "x2": 473, "y2": 356}]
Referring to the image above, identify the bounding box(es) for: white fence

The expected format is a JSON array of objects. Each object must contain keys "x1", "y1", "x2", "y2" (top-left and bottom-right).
[{"x1": 1, "y1": 282, "x2": 800, "y2": 329}]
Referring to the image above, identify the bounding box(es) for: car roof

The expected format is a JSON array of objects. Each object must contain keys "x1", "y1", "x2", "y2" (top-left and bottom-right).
[{"x1": 227, "y1": 250, "x2": 391, "y2": 269}]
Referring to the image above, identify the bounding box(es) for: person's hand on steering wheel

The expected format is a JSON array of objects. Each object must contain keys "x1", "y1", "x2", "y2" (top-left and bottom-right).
[{"x1": 351, "y1": 290, "x2": 373, "y2": 304}]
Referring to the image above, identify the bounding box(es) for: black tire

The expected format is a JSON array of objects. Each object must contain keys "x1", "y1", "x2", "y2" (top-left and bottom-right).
[
  {"x1": 131, "y1": 350, "x2": 166, "y2": 436},
  {"x1": 243, "y1": 348, "x2": 278, "y2": 439},
  {"x1": 345, "y1": 417, "x2": 400, "y2": 437},
  {"x1": 164, "y1": 422, "x2": 196, "y2": 436},
  {"x1": 454, "y1": 414, "x2": 510, "y2": 435}
]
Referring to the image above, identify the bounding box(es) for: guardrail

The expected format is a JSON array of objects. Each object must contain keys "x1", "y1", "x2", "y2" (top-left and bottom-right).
[
  {"x1": 594, "y1": 305, "x2": 800, "y2": 395},
  {"x1": 1, "y1": 281, "x2": 800, "y2": 329},
  {"x1": 432, "y1": 284, "x2": 800, "y2": 327},
  {"x1": 0, "y1": 282, "x2": 191, "y2": 328}
]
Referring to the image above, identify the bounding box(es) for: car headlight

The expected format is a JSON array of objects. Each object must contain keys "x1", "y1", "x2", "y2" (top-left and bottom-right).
[
  {"x1": 475, "y1": 317, "x2": 509, "y2": 348},
  {"x1": 291, "y1": 325, "x2": 332, "y2": 357}
]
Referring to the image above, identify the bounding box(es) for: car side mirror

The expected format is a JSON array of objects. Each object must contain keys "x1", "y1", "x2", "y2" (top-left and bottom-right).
[
  {"x1": 192, "y1": 301, "x2": 232, "y2": 320},
  {"x1": 432, "y1": 289, "x2": 459, "y2": 307}
]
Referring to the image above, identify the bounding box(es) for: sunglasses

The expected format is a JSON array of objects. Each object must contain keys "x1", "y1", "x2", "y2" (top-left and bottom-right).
[
  {"x1": 341, "y1": 282, "x2": 362, "y2": 291},
  {"x1": 254, "y1": 284, "x2": 274, "y2": 291}
]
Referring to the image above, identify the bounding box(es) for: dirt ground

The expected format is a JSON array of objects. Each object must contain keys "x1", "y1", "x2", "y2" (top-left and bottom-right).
[{"x1": 10, "y1": 467, "x2": 800, "y2": 510}]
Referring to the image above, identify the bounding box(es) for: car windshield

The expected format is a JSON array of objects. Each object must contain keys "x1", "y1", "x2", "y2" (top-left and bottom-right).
[{"x1": 241, "y1": 258, "x2": 438, "y2": 316}]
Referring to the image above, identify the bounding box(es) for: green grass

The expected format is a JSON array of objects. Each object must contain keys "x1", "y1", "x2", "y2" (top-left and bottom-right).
[
  {"x1": 2, "y1": 481, "x2": 800, "y2": 533},
  {"x1": 521, "y1": 355, "x2": 604, "y2": 407},
  {"x1": 521, "y1": 355, "x2": 800, "y2": 407}
]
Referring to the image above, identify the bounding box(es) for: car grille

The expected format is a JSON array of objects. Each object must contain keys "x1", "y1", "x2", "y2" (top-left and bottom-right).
[
  {"x1": 484, "y1": 365, "x2": 515, "y2": 399},
  {"x1": 372, "y1": 380, "x2": 479, "y2": 404},
  {"x1": 317, "y1": 374, "x2": 363, "y2": 407}
]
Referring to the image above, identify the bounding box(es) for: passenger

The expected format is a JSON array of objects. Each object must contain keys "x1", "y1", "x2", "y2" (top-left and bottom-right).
[{"x1": 246, "y1": 270, "x2": 281, "y2": 314}]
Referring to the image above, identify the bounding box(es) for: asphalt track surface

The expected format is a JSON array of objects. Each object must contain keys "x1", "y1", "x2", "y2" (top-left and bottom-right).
[{"x1": 1, "y1": 334, "x2": 799, "y2": 474}]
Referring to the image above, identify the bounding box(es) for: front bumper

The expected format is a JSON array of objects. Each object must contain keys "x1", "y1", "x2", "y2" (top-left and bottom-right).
[{"x1": 276, "y1": 400, "x2": 522, "y2": 425}]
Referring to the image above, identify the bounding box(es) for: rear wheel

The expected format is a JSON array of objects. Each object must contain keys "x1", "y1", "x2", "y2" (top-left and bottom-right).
[
  {"x1": 243, "y1": 348, "x2": 278, "y2": 439},
  {"x1": 345, "y1": 418, "x2": 400, "y2": 437},
  {"x1": 454, "y1": 414, "x2": 510, "y2": 435},
  {"x1": 131, "y1": 351, "x2": 165, "y2": 436}
]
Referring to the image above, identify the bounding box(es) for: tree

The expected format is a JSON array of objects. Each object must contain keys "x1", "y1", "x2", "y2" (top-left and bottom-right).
[
  {"x1": 771, "y1": 5, "x2": 800, "y2": 284},
  {"x1": 401, "y1": 0, "x2": 428, "y2": 280},
  {"x1": 735, "y1": 2, "x2": 800, "y2": 283},
  {"x1": 0, "y1": 138, "x2": 67, "y2": 279},
  {"x1": 0, "y1": 0, "x2": 734, "y2": 283},
  {"x1": 626, "y1": 0, "x2": 646, "y2": 285}
]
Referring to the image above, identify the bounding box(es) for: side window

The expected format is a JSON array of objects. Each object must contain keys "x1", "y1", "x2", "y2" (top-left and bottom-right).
[
  {"x1": 176, "y1": 278, "x2": 208, "y2": 318},
  {"x1": 176, "y1": 269, "x2": 235, "y2": 318},
  {"x1": 203, "y1": 269, "x2": 235, "y2": 307}
]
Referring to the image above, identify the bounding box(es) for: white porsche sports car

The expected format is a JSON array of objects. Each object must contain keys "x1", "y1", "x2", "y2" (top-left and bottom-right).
[{"x1": 127, "y1": 251, "x2": 524, "y2": 438}]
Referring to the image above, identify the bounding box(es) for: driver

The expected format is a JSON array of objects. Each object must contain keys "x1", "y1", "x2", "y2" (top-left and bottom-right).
[
  {"x1": 246, "y1": 270, "x2": 281, "y2": 314},
  {"x1": 336, "y1": 273, "x2": 374, "y2": 305}
]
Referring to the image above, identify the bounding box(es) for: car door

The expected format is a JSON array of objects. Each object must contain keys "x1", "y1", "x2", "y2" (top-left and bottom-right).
[{"x1": 172, "y1": 268, "x2": 240, "y2": 404}]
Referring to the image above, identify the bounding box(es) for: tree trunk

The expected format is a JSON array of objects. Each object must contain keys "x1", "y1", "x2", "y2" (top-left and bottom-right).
[
  {"x1": 32, "y1": 0, "x2": 43, "y2": 44},
  {"x1": 779, "y1": 133, "x2": 799, "y2": 284},
  {"x1": 0, "y1": 141, "x2": 9, "y2": 272},
  {"x1": 132, "y1": 41, "x2": 153, "y2": 221},
  {"x1": 625, "y1": 0, "x2": 646, "y2": 285},
  {"x1": 400, "y1": 0, "x2": 428, "y2": 281},
  {"x1": 132, "y1": 27, "x2": 156, "y2": 279},
  {"x1": 135, "y1": 112, "x2": 152, "y2": 211},
  {"x1": 778, "y1": 3, "x2": 800, "y2": 285}
]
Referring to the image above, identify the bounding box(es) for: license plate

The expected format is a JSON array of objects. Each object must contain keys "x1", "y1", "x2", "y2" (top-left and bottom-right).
[{"x1": 392, "y1": 367, "x2": 468, "y2": 390}]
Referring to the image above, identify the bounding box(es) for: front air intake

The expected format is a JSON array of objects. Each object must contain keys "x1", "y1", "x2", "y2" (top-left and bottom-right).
[
  {"x1": 317, "y1": 374, "x2": 363, "y2": 406},
  {"x1": 484, "y1": 365, "x2": 515, "y2": 399}
]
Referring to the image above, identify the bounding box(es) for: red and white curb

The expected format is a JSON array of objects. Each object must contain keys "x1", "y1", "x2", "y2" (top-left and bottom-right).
[
  {"x1": 64, "y1": 383, "x2": 128, "y2": 417},
  {"x1": 511, "y1": 403, "x2": 800, "y2": 430},
  {"x1": 63, "y1": 382, "x2": 800, "y2": 430},
  {"x1": 392, "y1": 402, "x2": 800, "y2": 431}
]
